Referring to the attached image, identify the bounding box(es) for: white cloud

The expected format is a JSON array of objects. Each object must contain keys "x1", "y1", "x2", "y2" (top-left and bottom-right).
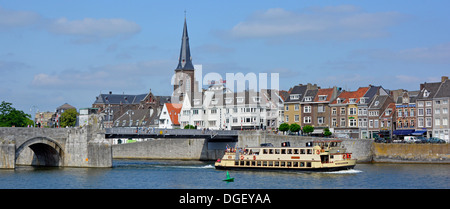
[
  {"x1": 31, "y1": 60, "x2": 173, "y2": 90},
  {"x1": 48, "y1": 17, "x2": 141, "y2": 39},
  {"x1": 226, "y1": 6, "x2": 407, "y2": 41},
  {"x1": 0, "y1": 7, "x2": 41, "y2": 28}
]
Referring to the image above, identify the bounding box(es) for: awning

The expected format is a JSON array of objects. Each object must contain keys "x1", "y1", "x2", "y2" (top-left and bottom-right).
[
  {"x1": 412, "y1": 130, "x2": 427, "y2": 135},
  {"x1": 393, "y1": 129, "x2": 415, "y2": 135}
]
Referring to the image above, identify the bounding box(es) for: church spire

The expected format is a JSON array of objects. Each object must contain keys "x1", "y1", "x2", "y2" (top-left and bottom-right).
[{"x1": 175, "y1": 17, "x2": 194, "y2": 70}]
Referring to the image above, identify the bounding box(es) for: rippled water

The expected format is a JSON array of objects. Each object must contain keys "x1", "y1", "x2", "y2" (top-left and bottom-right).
[{"x1": 0, "y1": 160, "x2": 448, "y2": 189}]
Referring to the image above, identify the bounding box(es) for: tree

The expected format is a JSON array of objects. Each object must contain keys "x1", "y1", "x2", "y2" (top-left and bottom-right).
[
  {"x1": 302, "y1": 125, "x2": 314, "y2": 135},
  {"x1": 279, "y1": 123, "x2": 289, "y2": 133},
  {"x1": 0, "y1": 101, "x2": 33, "y2": 127},
  {"x1": 289, "y1": 123, "x2": 301, "y2": 133},
  {"x1": 60, "y1": 108, "x2": 78, "y2": 127},
  {"x1": 323, "y1": 127, "x2": 332, "y2": 137},
  {"x1": 184, "y1": 124, "x2": 196, "y2": 129}
]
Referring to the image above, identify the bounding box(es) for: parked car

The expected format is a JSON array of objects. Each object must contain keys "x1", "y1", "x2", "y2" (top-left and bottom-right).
[{"x1": 404, "y1": 136, "x2": 421, "y2": 143}]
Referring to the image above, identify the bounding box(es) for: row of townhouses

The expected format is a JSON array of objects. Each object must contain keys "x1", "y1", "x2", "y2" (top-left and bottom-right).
[{"x1": 88, "y1": 18, "x2": 449, "y2": 142}]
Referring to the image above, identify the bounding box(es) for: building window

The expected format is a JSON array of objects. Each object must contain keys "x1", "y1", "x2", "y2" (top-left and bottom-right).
[
  {"x1": 295, "y1": 115, "x2": 299, "y2": 122},
  {"x1": 340, "y1": 108, "x2": 346, "y2": 115},
  {"x1": 418, "y1": 108, "x2": 424, "y2": 116},
  {"x1": 426, "y1": 117, "x2": 432, "y2": 127},
  {"x1": 358, "y1": 118, "x2": 367, "y2": 127},
  {"x1": 304, "y1": 106, "x2": 311, "y2": 113},
  {"x1": 285, "y1": 105, "x2": 289, "y2": 111},
  {"x1": 443, "y1": 118, "x2": 448, "y2": 126},
  {"x1": 426, "y1": 108, "x2": 432, "y2": 116},
  {"x1": 349, "y1": 108, "x2": 357, "y2": 115},
  {"x1": 294, "y1": 104, "x2": 299, "y2": 111},
  {"x1": 285, "y1": 115, "x2": 289, "y2": 122},
  {"x1": 435, "y1": 118, "x2": 440, "y2": 126},
  {"x1": 193, "y1": 109, "x2": 199, "y2": 115},
  {"x1": 340, "y1": 118, "x2": 346, "y2": 127},
  {"x1": 426, "y1": 101, "x2": 432, "y2": 106},
  {"x1": 332, "y1": 108, "x2": 337, "y2": 115},
  {"x1": 332, "y1": 118, "x2": 337, "y2": 127},
  {"x1": 318, "y1": 105, "x2": 325, "y2": 113},
  {"x1": 418, "y1": 118, "x2": 424, "y2": 127},
  {"x1": 349, "y1": 119, "x2": 357, "y2": 127},
  {"x1": 304, "y1": 116, "x2": 311, "y2": 124},
  {"x1": 374, "y1": 120, "x2": 379, "y2": 128},
  {"x1": 317, "y1": 117, "x2": 324, "y2": 124}
]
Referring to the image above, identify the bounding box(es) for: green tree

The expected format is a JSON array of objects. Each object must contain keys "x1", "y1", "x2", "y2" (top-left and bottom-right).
[
  {"x1": 302, "y1": 125, "x2": 314, "y2": 135},
  {"x1": 184, "y1": 124, "x2": 196, "y2": 129},
  {"x1": 0, "y1": 101, "x2": 33, "y2": 127},
  {"x1": 289, "y1": 123, "x2": 301, "y2": 133},
  {"x1": 60, "y1": 108, "x2": 78, "y2": 127},
  {"x1": 323, "y1": 127, "x2": 332, "y2": 137},
  {"x1": 279, "y1": 123, "x2": 289, "y2": 133}
]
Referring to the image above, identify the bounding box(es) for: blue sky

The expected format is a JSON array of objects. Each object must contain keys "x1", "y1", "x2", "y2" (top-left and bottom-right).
[{"x1": 1, "y1": 0, "x2": 450, "y2": 115}]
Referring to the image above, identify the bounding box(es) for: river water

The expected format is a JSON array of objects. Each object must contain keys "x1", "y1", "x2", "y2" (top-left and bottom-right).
[{"x1": 0, "y1": 159, "x2": 448, "y2": 189}]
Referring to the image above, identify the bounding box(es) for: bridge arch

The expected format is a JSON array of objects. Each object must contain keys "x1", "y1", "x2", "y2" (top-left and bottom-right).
[{"x1": 15, "y1": 137, "x2": 65, "y2": 167}]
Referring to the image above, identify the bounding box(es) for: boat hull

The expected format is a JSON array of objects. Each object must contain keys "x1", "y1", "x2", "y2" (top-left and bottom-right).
[{"x1": 215, "y1": 163, "x2": 355, "y2": 172}]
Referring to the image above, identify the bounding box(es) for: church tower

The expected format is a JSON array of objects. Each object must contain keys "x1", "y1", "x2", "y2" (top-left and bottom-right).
[{"x1": 173, "y1": 17, "x2": 195, "y2": 102}]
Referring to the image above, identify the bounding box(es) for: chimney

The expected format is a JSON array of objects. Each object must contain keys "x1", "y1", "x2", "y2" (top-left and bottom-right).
[{"x1": 442, "y1": 76, "x2": 449, "y2": 83}]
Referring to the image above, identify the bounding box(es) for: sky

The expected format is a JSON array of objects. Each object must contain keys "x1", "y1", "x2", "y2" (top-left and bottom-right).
[{"x1": 1, "y1": 0, "x2": 450, "y2": 116}]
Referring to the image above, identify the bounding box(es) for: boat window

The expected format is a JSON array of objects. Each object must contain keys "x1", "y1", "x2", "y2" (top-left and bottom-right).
[
  {"x1": 257, "y1": 161, "x2": 261, "y2": 166},
  {"x1": 281, "y1": 149, "x2": 286, "y2": 154},
  {"x1": 263, "y1": 161, "x2": 267, "y2": 166},
  {"x1": 300, "y1": 162, "x2": 305, "y2": 167},
  {"x1": 269, "y1": 149, "x2": 274, "y2": 154},
  {"x1": 275, "y1": 162, "x2": 279, "y2": 166},
  {"x1": 287, "y1": 149, "x2": 292, "y2": 154},
  {"x1": 294, "y1": 149, "x2": 299, "y2": 154},
  {"x1": 281, "y1": 162, "x2": 285, "y2": 167},
  {"x1": 251, "y1": 161, "x2": 256, "y2": 166},
  {"x1": 269, "y1": 161, "x2": 273, "y2": 166},
  {"x1": 307, "y1": 149, "x2": 312, "y2": 154},
  {"x1": 307, "y1": 162, "x2": 311, "y2": 167},
  {"x1": 293, "y1": 162, "x2": 298, "y2": 167},
  {"x1": 263, "y1": 149, "x2": 268, "y2": 154},
  {"x1": 235, "y1": 161, "x2": 239, "y2": 166},
  {"x1": 246, "y1": 161, "x2": 250, "y2": 166},
  {"x1": 300, "y1": 149, "x2": 305, "y2": 154},
  {"x1": 287, "y1": 162, "x2": 292, "y2": 167},
  {"x1": 275, "y1": 149, "x2": 280, "y2": 154}
]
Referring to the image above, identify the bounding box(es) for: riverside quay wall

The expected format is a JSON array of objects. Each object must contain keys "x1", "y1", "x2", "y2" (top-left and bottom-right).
[{"x1": 112, "y1": 131, "x2": 449, "y2": 163}]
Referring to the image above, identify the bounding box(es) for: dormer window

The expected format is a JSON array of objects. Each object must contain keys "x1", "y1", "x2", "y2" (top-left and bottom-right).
[
  {"x1": 225, "y1": 98, "x2": 232, "y2": 104},
  {"x1": 424, "y1": 90, "x2": 430, "y2": 98},
  {"x1": 349, "y1": 98, "x2": 357, "y2": 103},
  {"x1": 359, "y1": 98, "x2": 366, "y2": 104},
  {"x1": 337, "y1": 98, "x2": 343, "y2": 104},
  {"x1": 318, "y1": 95, "x2": 327, "y2": 101},
  {"x1": 290, "y1": 94, "x2": 299, "y2": 100},
  {"x1": 237, "y1": 97, "x2": 244, "y2": 103},
  {"x1": 253, "y1": 97, "x2": 261, "y2": 102},
  {"x1": 304, "y1": 96, "x2": 312, "y2": 102}
]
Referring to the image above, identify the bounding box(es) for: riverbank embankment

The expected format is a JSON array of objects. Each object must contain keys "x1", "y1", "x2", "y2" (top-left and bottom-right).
[{"x1": 112, "y1": 131, "x2": 449, "y2": 164}]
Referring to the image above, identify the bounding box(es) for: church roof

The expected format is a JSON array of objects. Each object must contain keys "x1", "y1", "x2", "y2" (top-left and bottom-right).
[{"x1": 175, "y1": 18, "x2": 194, "y2": 70}]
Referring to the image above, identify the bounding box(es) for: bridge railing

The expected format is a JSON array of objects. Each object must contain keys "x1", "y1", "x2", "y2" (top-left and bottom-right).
[{"x1": 105, "y1": 127, "x2": 239, "y2": 136}]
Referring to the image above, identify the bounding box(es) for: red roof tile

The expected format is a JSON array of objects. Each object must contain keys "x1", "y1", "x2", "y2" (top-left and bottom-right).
[
  {"x1": 165, "y1": 103, "x2": 182, "y2": 125},
  {"x1": 313, "y1": 88, "x2": 334, "y2": 102},
  {"x1": 331, "y1": 87, "x2": 369, "y2": 104}
]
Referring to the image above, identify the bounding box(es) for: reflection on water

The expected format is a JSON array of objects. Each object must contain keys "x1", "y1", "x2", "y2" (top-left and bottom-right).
[{"x1": 0, "y1": 160, "x2": 448, "y2": 189}]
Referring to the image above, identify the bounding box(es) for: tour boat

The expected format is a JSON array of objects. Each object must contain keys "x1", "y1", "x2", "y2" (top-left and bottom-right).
[{"x1": 215, "y1": 140, "x2": 356, "y2": 172}]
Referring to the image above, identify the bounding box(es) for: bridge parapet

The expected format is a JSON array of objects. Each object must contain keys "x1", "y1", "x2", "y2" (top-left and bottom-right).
[{"x1": 0, "y1": 126, "x2": 112, "y2": 169}]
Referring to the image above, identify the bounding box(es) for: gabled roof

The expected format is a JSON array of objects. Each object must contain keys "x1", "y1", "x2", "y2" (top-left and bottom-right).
[
  {"x1": 165, "y1": 103, "x2": 182, "y2": 125},
  {"x1": 330, "y1": 87, "x2": 370, "y2": 105},
  {"x1": 417, "y1": 82, "x2": 442, "y2": 100},
  {"x1": 434, "y1": 79, "x2": 450, "y2": 98},
  {"x1": 93, "y1": 93, "x2": 147, "y2": 105},
  {"x1": 284, "y1": 85, "x2": 309, "y2": 102},
  {"x1": 313, "y1": 88, "x2": 334, "y2": 102}
]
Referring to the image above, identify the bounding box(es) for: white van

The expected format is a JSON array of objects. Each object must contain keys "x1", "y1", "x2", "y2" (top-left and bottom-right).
[{"x1": 404, "y1": 136, "x2": 420, "y2": 143}]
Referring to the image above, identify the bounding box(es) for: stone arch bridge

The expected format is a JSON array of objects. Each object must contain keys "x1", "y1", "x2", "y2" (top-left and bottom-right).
[{"x1": 0, "y1": 126, "x2": 112, "y2": 169}]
